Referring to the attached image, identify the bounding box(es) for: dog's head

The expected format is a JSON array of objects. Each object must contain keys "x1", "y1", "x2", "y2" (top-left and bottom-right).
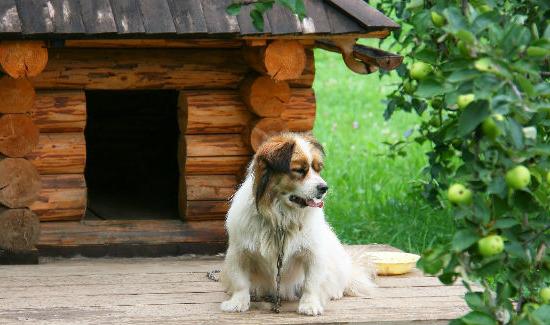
[{"x1": 252, "y1": 133, "x2": 328, "y2": 213}]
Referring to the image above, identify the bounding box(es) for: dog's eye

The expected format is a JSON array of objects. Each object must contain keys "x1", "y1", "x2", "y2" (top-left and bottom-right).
[{"x1": 292, "y1": 168, "x2": 307, "y2": 176}]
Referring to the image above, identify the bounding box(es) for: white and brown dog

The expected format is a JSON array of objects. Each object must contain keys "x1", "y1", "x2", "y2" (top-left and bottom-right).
[{"x1": 221, "y1": 132, "x2": 375, "y2": 316}]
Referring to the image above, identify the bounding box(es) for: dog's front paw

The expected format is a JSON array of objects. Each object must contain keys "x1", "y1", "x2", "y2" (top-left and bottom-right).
[
  {"x1": 221, "y1": 295, "x2": 250, "y2": 312},
  {"x1": 298, "y1": 296, "x2": 324, "y2": 316}
]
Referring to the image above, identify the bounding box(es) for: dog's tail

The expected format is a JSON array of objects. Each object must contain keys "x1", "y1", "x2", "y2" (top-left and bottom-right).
[{"x1": 343, "y1": 245, "x2": 377, "y2": 296}]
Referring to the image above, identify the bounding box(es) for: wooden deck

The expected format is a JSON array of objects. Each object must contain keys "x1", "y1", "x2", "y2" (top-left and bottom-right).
[{"x1": 0, "y1": 253, "x2": 470, "y2": 324}]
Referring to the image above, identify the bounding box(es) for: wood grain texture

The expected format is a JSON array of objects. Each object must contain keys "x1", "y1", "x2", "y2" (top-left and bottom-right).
[
  {"x1": 236, "y1": 4, "x2": 271, "y2": 35},
  {"x1": 108, "y1": 0, "x2": 145, "y2": 33},
  {"x1": 0, "y1": 0, "x2": 21, "y2": 33},
  {"x1": 200, "y1": 0, "x2": 239, "y2": 34},
  {"x1": 266, "y1": 3, "x2": 302, "y2": 35},
  {"x1": 186, "y1": 134, "x2": 252, "y2": 157},
  {"x1": 79, "y1": 0, "x2": 117, "y2": 34},
  {"x1": 282, "y1": 88, "x2": 317, "y2": 132},
  {"x1": 288, "y1": 48, "x2": 315, "y2": 88},
  {"x1": 64, "y1": 39, "x2": 243, "y2": 48},
  {"x1": 326, "y1": 0, "x2": 399, "y2": 30},
  {"x1": 186, "y1": 200, "x2": 228, "y2": 221},
  {"x1": 0, "y1": 75, "x2": 35, "y2": 113},
  {"x1": 30, "y1": 174, "x2": 86, "y2": 222},
  {"x1": 167, "y1": 0, "x2": 208, "y2": 34},
  {"x1": 50, "y1": 0, "x2": 85, "y2": 33},
  {"x1": 302, "y1": 0, "x2": 331, "y2": 34},
  {"x1": 249, "y1": 118, "x2": 288, "y2": 152},
  {"x1": 243, "y1": 40, "x2": 306, "y2": 81},
  {"x1": 0, "y1": 114, "x2": 40, "y2": 157},
  {"x1": 0, "y1": 207, "x2": 39, "y2": 251},
  {"x1": 185, "y1": 156, "x2": 251, "y2": 175},
  {"x1": 30, "y1": 48, "x2": 248, "y2": 89},
  {"x1": 31, "y1": 90, "x2": 86, "y2": 133},
  {"x1": 0, "y1": 40, "x2": 48, "y2": 78},
  {"x1": 0, "y1": 158, "x2": 41, "y2": 209},
  {"x1": 26, "y1": 133, "x2": 86, "y2": 175},
  {"x1": 240, "y1": 75, "x2": 291, "y2": 117},
  {"x1": 16, "y1": 0, "x2": 54, "y2": 34},
  {"x1": 137, "y1": 0, "x2": 176, "y2": 33},
  {"x1": 324, "y1": 3, "x2": 364, "y2": 34},
  {"x1": 186, "y1": 175, "x2": 238, "y2": 201},
  {"x1": 181, "y1": 90, "x2": 254, "y2": 134}
]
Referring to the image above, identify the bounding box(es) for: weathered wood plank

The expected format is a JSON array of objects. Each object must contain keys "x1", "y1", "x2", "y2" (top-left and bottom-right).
[
  {"x1": 108, "y1": 0, "x2": 145, "y2": 34},
  {"x1": 236, "y1": 4, "x2": 271, "y2": 35},
  {"x1": 51, "y1": 0, "x2": 85, "y2": 33},
  {"x1": 325, "y1": 2, "x2": 364, "y2": 34},
  {"x1": 137, "y1": 0, "x2": 176, "y2": 33},
  {"x1": 303, "y1": 0, "x2": 331, "y2": 34},
  {"x1": 30, "y1": 48, "x2": 248, "y2": 89},
  {"x1": 167, "y1": 0, "x2": 208, "y2": 34},
  {"x1": 15, "y1": 0, "x2": 54, "y2": 34},
  {"x1": 326, "y1": 0, "x2": 399, "y2": 30},
  {"x1": 30, "y1": 174, "x2": 86, "y2": 222},
  {"x1": 0, "y1": 0, "x2": 21, "y2": 33},
  {"x1": 79, "y1": 0, "x2": 117, "y2": 34},
  {"x1": 32, "y1": 90, "x2": 86, "y2": 133},
  {"x1": 266, "y1": 3, "x2": 302, "y2": 35},
  {"x1": 200, "y1": 0, "x2": 239, "y2": 34},
  {"x1": 26, "y1": 133, "x2": 86, "y2": 174},
  {"x1": 64, "y1": 39, "x2": 243, "y2": 48}
]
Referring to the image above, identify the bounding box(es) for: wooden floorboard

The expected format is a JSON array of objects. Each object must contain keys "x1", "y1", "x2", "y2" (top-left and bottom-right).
[{"x1": 0, "y1": 255, "x2": 470, "y2": 324}]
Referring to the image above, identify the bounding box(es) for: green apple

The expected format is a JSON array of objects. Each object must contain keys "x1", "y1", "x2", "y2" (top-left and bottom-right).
[
  {"x1": 540, "y1": 287, "x2": 550, "y2": 303},
  {"x1": 410, "y1": 62, "x2": 433, "y2": 80},
  {"x1": 457, "y1": 94, "x2": 475, "y2": 109},
  {"x1": 481, "y1": 115, "x2": 503, "y2": 139},
  {"x1": 447, "y1": 183, "x2": 472, "y2": 205},
  {"x1": 478, "y1": 235, "x2": 504, "y2": 257},
  {"x1": 403, "y1": 80, "x2": 417, "y2": 94},
  {"x1": 478, "y1": 5, "x2": 493, "y2": 13},
  {"x1": 431, "y1": 11, "x2": 446, "y2": 27},
  {"x1": 458, "y1": 41, "x2": 476, "y2": 58},
  {"x1": 505, "y1": 165, "x2": 531, "y2": 190},
  {"x1": 475, "y1": 58, "x2": 496, "y2": 72}
]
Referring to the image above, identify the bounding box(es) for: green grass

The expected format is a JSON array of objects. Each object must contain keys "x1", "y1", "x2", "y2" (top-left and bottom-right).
[{"x1": 312, "y1": 50, "x2": 454, "y2": 254}]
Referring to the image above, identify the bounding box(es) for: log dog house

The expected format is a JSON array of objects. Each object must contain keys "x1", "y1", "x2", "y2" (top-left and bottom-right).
[{"x1": 0, "y1": 0, "x2": 401, "y2": 262}]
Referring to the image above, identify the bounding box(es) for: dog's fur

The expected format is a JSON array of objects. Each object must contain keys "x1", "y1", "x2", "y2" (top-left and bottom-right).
[{"x1": 221, "y1": 133, "x2": 376, "y2": 316}]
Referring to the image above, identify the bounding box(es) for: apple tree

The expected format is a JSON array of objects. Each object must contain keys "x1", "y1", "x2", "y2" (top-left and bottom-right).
[{"x1": 374, "y1": 0, "x2": 550, "y2": 323}]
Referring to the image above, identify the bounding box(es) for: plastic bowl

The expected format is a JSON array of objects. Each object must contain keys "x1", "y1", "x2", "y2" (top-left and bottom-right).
[{"x1": 364, "y1": 251, "x2": 421, "y2": 276}]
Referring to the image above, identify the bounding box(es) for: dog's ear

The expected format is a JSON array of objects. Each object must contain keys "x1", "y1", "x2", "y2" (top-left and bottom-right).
[{"x1": 254, "y1": 139, "x2": 295, "y2": 208}]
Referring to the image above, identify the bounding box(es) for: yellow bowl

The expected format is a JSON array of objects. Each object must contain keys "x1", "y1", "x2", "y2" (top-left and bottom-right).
[{"x1": 364, "y1": 251, "x2": 421, "y2": 276}]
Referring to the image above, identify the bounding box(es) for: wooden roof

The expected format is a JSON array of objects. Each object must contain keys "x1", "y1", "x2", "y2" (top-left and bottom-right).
[{"x1": 0, "y1": 0, "x2": 398, "y2": 39}]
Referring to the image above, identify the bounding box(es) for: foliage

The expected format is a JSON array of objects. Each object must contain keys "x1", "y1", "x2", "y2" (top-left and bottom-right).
[
  {"x1": 227, "y1": 0, "x2": 306, "y2": 31},
  {"x1": 374, "y1": 0, "x2": 550, "y2": 323}
]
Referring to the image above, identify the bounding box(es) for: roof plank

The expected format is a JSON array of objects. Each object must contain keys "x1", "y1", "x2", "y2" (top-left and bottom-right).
[
  {"x1": 137, "y1": 0, "x2": 176, "y2": 34},
  {"x1": 16, "y1": 0, "x2": 54, "y2": 34},
  {"x1": 326, "y1": 0, "x2": 399, "y2": 30},
  {"x1": 0, "y1": 0, "x2": 21, "y2": 33},
  {"x1": 50, "y1": 0, "x2": 85, "y2": 33},
  {"x1": 200, "y1": 0, "x2": 239, "y2": 34},
  {"x1": 236, "y1": 4, "x2": 271, "y2": 35},
  {"x1": 302, "y1": 0, "x2": 331, "y2": 34},
  {"x1": 167, "y1": 0, "x2": 207, "y2": 34},
  {"x1": 324, "y1": 2, "x2": 364, "y2": 34},
  {"x1": 79, "y1": 0, "x2": 117, "y2": 34},
  {"x1": 109, "y1": 0, "x2": 145, "y2": 34},
  {"x1": 266, "y1": 3, "x2": 302, "y2": 35}
]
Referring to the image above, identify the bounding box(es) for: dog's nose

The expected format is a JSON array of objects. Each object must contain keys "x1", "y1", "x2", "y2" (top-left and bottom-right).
[{"x1": 317, "y1": 184, "x2": 329, "y2": 194}]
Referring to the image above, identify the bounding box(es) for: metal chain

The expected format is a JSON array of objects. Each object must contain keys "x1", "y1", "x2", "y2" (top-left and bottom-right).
[{"x1": 272, "y1": 226, "x2": 286, "y2": 313}]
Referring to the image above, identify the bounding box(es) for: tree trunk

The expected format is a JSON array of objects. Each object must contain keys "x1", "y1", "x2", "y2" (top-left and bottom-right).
[
  {"x1": 0, "y1": 114, "x2": 40, "y2": 157},
  {"x1": 248, "y1": 118, "x2": 289, "y2": 152},
  {"x1": 0, "y1": 158, "x2": 41, "y2": 208},
  {"x1": 0, "y1": 208, "x2": 40, "y2": 252},
  {"x1": 0, "y1": 76, "x2": 36, "y2": 113},
  {"x1": 0, "y1": 41, "x2": 48, "y2": 78},
  {"x1": 243, "y1": 40, "x2": 306, "y2": 81},
  {"x1": 240, "y1": 75, "x2": 291, "y2": 117}
]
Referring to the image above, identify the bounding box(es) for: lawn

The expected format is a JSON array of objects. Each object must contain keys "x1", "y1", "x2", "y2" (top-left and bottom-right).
[{"x1": 312, "y1": 50, "x2": 454, "y2": 254}]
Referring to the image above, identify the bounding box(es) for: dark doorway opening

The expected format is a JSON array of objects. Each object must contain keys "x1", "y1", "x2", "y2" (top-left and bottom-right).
[{"x1": 85, "y1": 91, "x2": 180, "y2": 220}]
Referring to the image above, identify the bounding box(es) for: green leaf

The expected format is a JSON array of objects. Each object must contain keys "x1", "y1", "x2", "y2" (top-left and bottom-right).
[
  {"x1": 494, "y1": 218, "x2": 519, "y2": 229},
  {"x1": 457, "y1": 100, "x2": 490, "y2": 137},
  {"x1": 465, "y1": 292, "x2": 486, "y2": 312},
  {"x1": 532, "y1": 305, "x2": 550, "y2": 324},
  {"x1": 250, "y1": 9, "x2": 265, "y2": 31},
  {"x1": 226, "y1": 3, "x2": 242, "y2": 15},
  {"x1": 416, "y1": 79, "x2": 452, "y2": 97},
  {"x1": 506, "y1": 119, "x2": 524, "y2": 150},
  {"x1": 452, "y1": 229, "x2": 479, "y2": 252},
  {"x1": 448, "y1": 69, "x2": 479, "y2": 83},
  {"x1": 461, "y1": 311, "x2": 497, "y2": 325}
]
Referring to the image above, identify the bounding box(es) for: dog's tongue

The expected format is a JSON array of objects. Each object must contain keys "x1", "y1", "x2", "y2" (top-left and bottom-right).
[{"x1": 306, "y1": 199, "x2": 324, "y2": 208}]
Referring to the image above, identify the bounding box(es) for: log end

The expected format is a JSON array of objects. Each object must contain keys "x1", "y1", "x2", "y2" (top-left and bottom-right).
[
  {"x1": 0, "y1": 114, "x2": 40, "y2": 157},
  {"x1": 0, "y1": 41, "x2": 48, "y2": 79},
  {"x1": 0, "y1": 158, "x2": 41, "y2": 208},
  {"x1": 0, "y1": 208, "x2": 40, "y2": 252},
  {"x1": 265, "y1": 40, "x2": 307, "y2": 81}
]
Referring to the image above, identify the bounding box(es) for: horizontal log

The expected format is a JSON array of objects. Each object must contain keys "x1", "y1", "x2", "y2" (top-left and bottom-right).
[
  {"x1": 31, "y1": 90, "x2": 86, "y2": 133},
  {"x1": 26, "y1": 133, "x2": 86, "y2": 175},
  {"x1": 183, "y1": 88, "x2": 315, "y2": 134},
  {"x1": 185, "y1": 201, "x2": 228, "y2": 221},
  {"x1": 30, "y1": 174, "x2": 87, "y2": 222},
  {"x1": 185, "y1": 134, "x2": 252, "y2": 157},
  {"x1": 64, "y1": 39, "x2": 244, "y2": 48},
  {"x1": 185, "y1": 156, "x2": 251, "y2": 175},
  {"x1": 30, "y1": 48, "x2": 248, "y2": 90},
  {"x1": 0, "y1": 76, "x2": 36, "y2": 114},
  {"x1": 0, "y1": 114, "x2": 40, "y2": 157},
  {"x1": 281, "y1": 88, "x2": 317, "y2": 132},
  {"x1": 288, "y1": 49, "x2": 314, "y2": 88},
  {"x1": 180, "y1": 91, "x2": 254, "y2": 134},
  {"x1": 0, "y1": 41, "x2": 48, "y2": 78},
  {"x1": 0, "y1": 208, "x2": 40, "y2": 251},
  {"x1": 0, "y1": 158, "x2": 41, "y2": 209},
  {"x1": 186, "y1": 175, "x2": 238, "y2": 201}
]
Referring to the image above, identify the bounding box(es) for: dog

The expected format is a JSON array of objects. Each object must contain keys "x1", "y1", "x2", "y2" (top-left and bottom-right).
[{"x1": 220, "y1": 132, "x2": 376, "y2": 316}]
